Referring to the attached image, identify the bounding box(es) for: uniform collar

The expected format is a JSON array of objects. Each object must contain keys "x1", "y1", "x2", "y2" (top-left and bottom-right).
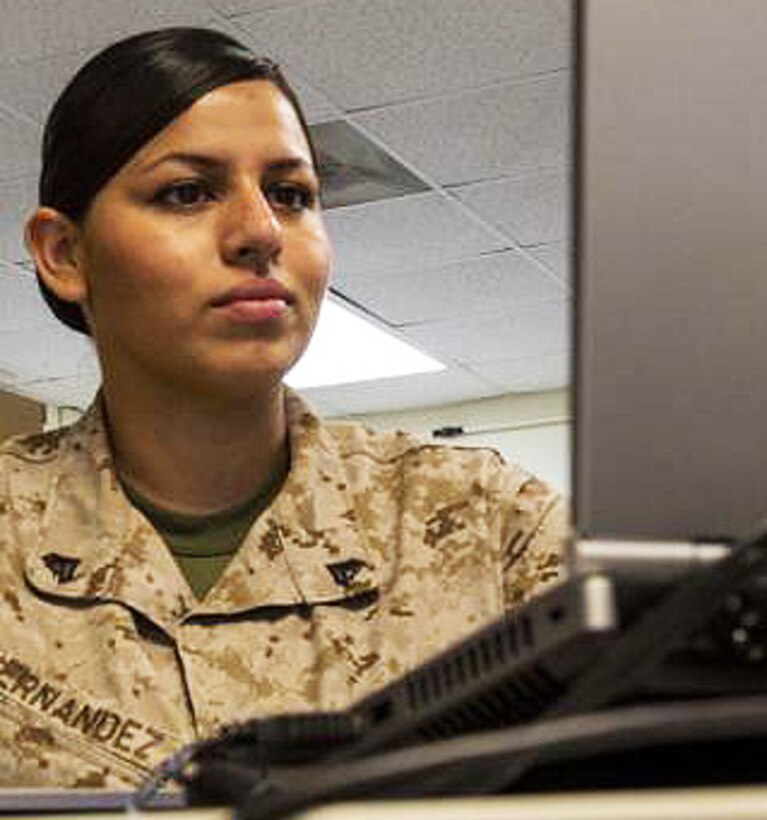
[
  {"x1": 23, "y1": 390, "x2": 379, "y2": 628},
  {"x1": 198, "y1": 390, "x2": 379, "y2": 616}
]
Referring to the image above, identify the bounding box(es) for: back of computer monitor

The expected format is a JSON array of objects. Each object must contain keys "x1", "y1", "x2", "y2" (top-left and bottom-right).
[{"x1": 575, "y1": 0, "x2": 767, "y2": 542}]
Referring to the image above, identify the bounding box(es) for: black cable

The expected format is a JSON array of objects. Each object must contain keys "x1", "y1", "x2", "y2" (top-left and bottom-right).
[{"x1": 129, "y1": 739, "x2": 202, "y2": 811}]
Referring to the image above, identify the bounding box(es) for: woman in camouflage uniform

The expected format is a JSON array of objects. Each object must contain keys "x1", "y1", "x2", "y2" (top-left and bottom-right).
[{"x1": 0, "y1": 28, "x2": 565, "y2": 787}]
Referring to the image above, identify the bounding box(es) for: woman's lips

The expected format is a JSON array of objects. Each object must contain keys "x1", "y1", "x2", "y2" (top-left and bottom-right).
[
  {"x1": 211, "y1": 281, "x2": 293, "y2": 323},
  {"x1": 221, "y1": 298, "x2": 288, "y2": 322}
]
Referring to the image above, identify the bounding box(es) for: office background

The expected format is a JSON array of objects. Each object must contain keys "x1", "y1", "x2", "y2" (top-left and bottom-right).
[{"x1": 0, "y1": 0, "x2": 572, "y2": 489}]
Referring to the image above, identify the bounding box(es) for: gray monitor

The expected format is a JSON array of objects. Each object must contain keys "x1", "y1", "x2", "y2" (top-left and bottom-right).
[{"x1": 575, "y1": 0, "x2": 767, "y2": 542}]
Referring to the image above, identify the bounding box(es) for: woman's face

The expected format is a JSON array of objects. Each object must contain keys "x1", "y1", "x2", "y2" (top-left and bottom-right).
[{"x1": 74, "y1": 80, "x2": 331, "y2": 396}]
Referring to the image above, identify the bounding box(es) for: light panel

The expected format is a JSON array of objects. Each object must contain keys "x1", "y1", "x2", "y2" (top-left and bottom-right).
[{"x1": 287, "y1": 298, "x2": 444, "y2": 389}]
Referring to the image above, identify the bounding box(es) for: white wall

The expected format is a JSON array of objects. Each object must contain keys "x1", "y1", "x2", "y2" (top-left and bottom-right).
[
  {"x1": 335, "y1": 389, "x2": 571, "y2": 493},
  {"x1": 44, "y1": 404, "x2": 84, "y2": 431}
]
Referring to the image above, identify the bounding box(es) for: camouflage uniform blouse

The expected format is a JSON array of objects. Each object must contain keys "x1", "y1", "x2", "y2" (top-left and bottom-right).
[{"x1": 0, "y1": 389, "x2": 565, "y2": 788}]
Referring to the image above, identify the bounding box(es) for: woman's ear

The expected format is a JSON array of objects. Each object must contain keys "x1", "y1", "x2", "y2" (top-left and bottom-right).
[{"x1": 24, "y1": 207, "x2": 88, "y2": 304}]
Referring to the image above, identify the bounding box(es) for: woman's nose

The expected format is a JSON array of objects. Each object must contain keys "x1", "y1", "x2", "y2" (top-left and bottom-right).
[{"x1": 221, "y1": 187, "x2": 282, "y2": 270}]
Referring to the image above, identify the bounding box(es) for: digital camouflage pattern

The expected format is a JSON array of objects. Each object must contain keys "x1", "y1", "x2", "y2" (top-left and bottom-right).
[{"x1": 0, "y1": 389, "x2": 566, "y2": 788}]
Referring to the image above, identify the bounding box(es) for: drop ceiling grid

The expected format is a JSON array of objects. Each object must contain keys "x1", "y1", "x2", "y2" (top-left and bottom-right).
[
  {"x1": 318, "y1": 71, "x2": 571, "y2": 375},
  {"x1": 0, "y1": 108, "x2": 40, "y2": 180},
  {"x1": 333, "y1": 250, "x2": 566, "y2": 328},
  {"x1": 0, "y1": 0, "x2": 218, "y2": 65},
  {"x1": 0, "y1": 267, "x2": 55, "y2": 333},
  {"x1": 451, "y1": 170, "x2": 570, "y2": 248},
  {"x1": 527, "y1": 241, "x2": 570, "y2": 283},
  {"x1": 223, "y1": 0, "x2": 573, "y2": 346},
  {"x1": 350, "y1": 72, "x2": 570, "y2": 188},
  {"x1": 227, "y1": 0, "x2": 572, "y2": 110},
  {"x1": 403, "y1": 299, "x2": 569, "y2": 364},
  {"x1": 225, "y1": 0, "x2": 573, "y2": 329},
  {"x1": 0, "y1": 177, "x2": 37, "y2": 262},
  {"x1": 210, "y1": 0, "x2": 328, "y2": 17},
  {"x1": 325, "y1": 192, "x2": 508, "y2": 278}
]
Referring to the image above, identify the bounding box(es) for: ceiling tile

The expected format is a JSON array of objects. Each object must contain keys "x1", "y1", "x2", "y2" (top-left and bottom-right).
[
  {"x1": 0, "y1": 49, "x2": 339, "y2": 139},
  {"x1": 0, "y1": 109, "x2": 41, "y2": 180},
  {"x1": 232, "y1": 0, "x2": 572, "y2": 110},
  {"x1": 0, "y1": 268, "x2": 52, "y2": 332},
  {"x1": 470, "y1": 352, "x2": 571, "y2": 393},
  {"x1": 402, "y1": 299, "x2": 569, "y2": 364},
  {"x1": 0, "y1": 177, "x2": 36, "y2": 262},
  {"x1": 452, "y1": 170, "x2": 570, "y2": 246},
  {"x1": 0, "y1": 49, "x2": 95, "y2": 126},
  {"x1": 527, "y1": 241, "x2": 571, "y2": 283},
  {"x1": 193, "y1": 14, "x2": 345, "y2": 124},
  {"x1": 496, "y1": 299, "x2": 571, "y2": 359},
  {"x1": 287, "y1": 79, "x2": 344, "y2": 125},
  {"x1": 0, "y1": 325, "x2": 96, "y2": 382},
  {"x1": 353, "y1": 73, "x2": 570, "y2": 186},
  {"x1": 325, "y1": 192, "x2": 508, "y2": 282},
  {"x1": 336, "y1": 250, "x2": 565, "y2": 326},
  {"x1": 0, "y1": 0, "x2": 215, "y2": 64},
  {"x1": 302, "y1": 365, "x2": 502, "y2": 417},
  {"x1": 212, "y1": 0, "x2": 326, "y2": 17}
]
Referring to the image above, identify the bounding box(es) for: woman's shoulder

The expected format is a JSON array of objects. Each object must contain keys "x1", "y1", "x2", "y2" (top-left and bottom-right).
[
  {"x1": 0, "y1": 401, "x2": 105, "y2": 469},
  {"x1": 288, "y1": 389, "x2": 512, "y2": 474},
  {"x1": 0, "y1": 427, "x2": 77, "y2": 518},
  {"x1": 0, "y1": 407, "x2": 105, "y2": 504},
  {"x1": 0, "y1": 427, "x2": 72, "y2": 465},
  {"x1": 292, "y1": 391, "x2": 559, "y2": 503},
  {"x1": 323, "y1": 418, "x2": 544, "y2": 499}
]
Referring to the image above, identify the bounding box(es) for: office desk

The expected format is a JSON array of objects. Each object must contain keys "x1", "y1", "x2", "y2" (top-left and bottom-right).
[
  {"x1": 5, "y1": 786, "x2": 767, "y2": 819},
  {"x1": 0, "y1": 811, "x2": 229, "y2": 820},
  {"x1": 298, "y1": 787, "x2": 767, "y2": 819}
]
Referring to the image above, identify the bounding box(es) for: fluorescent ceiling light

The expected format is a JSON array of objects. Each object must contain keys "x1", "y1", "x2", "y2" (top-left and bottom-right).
[{"x1": 287, "y1": 298, "x2": 444, "y2": 389}]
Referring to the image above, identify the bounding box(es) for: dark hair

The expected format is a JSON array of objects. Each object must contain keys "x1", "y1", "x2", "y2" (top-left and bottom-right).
[{"x1": 37, "y1": 27, "x2": 317, "y2": 335}]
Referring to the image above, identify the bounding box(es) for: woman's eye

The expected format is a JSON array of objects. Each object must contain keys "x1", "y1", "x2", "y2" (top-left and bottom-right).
[
  {"x1": 266, "y1": 183, "x2": 314, "y2": 213},
  {"x1": 154, "y1": 180, "x2": 214, "y2": 208}
]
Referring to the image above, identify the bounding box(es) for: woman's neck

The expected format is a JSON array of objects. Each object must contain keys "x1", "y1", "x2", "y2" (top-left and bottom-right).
[{"x1": 101, "y1": 377, "x2": 289, "y2": 517}]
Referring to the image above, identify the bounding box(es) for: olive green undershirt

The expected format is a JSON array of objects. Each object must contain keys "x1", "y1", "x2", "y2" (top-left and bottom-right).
[{"x1": 122, "y1": 481, "x2": 282, "y2": 600}]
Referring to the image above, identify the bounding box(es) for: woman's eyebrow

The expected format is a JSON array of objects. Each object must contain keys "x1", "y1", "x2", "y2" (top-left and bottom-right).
[
  {"x1": 264, "y1": 157, "x2": 314, "y2": 175},
  {"x1": 137, "y1": 152, "x2": 314, "y2": 176},
  {"x1": 138, "y1": 152, "x2": 222, "y2": 175}
]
